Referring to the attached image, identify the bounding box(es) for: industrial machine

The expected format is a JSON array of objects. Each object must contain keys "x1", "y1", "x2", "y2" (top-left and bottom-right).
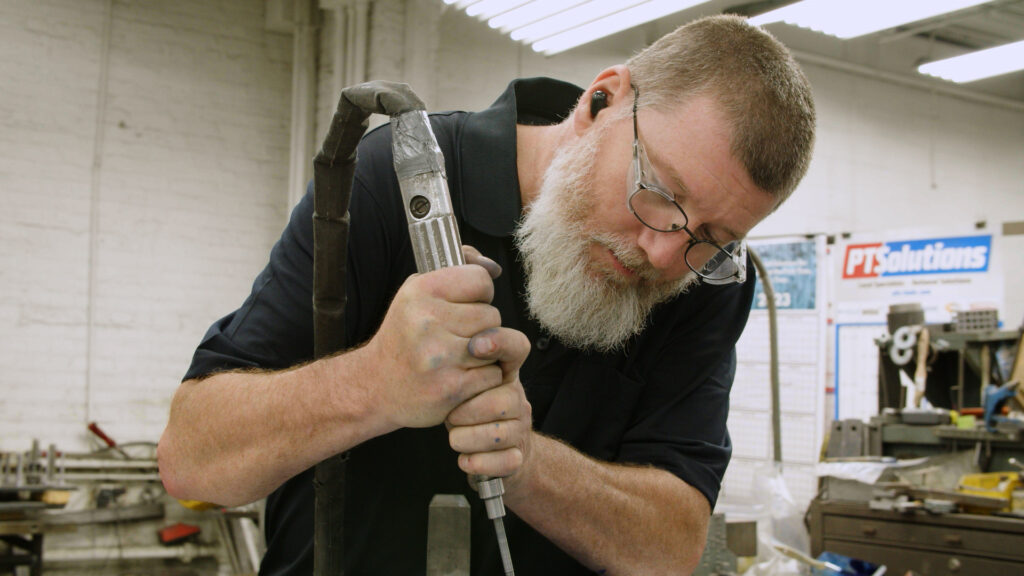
[{"x1": 811, "y1": 305, "x2": 1024, "y2": 574}]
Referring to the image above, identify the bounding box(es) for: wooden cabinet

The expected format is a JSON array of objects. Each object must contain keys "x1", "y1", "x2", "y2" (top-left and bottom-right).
[{"x1": 808, "y1": 500, "x2": 1024, "y2": 575}]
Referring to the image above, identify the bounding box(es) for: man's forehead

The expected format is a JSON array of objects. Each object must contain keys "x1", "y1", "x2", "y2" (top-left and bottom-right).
[{"x1": 641, "y1": 97, "x2": 772, "y2": 239}]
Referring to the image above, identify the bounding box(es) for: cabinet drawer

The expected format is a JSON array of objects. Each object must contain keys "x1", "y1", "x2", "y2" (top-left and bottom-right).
[
  {"x1": 823, "y1": 514, "x2": 1024, "y2": 561},
  {"x1": 823, "y1": 538, "x2": 1024, "y2": 576}
]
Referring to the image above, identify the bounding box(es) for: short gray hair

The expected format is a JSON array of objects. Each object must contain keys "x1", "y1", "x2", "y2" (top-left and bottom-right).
[{"x1": 626, "y1": 14, "x2": 816, "y2": 205}]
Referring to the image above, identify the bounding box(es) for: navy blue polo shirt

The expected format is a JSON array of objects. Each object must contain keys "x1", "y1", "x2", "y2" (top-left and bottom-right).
[{"x1": 184, "y1": 77, "x2": 755, "y2": 575}]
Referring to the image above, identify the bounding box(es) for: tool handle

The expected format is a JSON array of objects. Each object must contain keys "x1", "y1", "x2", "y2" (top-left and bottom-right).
[
  {"x1": 391, "y1": 109, "x2": 512, "y2": 575},
  {"x1": 392, "y1": 110, "x2": 465, "y2": 272},
  {"x1": 391, "y1": 109, "x2": 509, "y2": 508}
]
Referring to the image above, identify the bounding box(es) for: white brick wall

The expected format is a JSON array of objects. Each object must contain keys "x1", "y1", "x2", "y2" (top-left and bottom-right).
[
  {"x1": 1, "y1": 0, "x2": 291, "y2": 451},
  {"x1": 2, "y1": 2, "x2": 1022, "y2": 455}
]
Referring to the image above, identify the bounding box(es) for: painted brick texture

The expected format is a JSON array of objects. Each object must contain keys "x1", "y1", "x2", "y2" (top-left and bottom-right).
[{"x1": 1, "y1": 0, "x2": 291, "y2": 451}]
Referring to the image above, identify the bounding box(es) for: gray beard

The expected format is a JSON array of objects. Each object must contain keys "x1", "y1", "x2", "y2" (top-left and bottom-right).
[{"x1": 514, "y1": 124, "x2": 697, "y2": 353}]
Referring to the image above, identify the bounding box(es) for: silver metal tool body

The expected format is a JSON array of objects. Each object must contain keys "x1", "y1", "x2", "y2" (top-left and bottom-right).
[{"x1": 391, "y1": 110, "x2": 515, "y2": 576}]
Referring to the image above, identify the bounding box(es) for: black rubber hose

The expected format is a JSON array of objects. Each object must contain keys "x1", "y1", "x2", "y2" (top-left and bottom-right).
[{"x1": 311, "y1": 81, "x2": 426, "y2": 576}]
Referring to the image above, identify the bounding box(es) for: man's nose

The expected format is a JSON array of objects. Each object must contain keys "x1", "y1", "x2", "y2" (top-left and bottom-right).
[{"x1": 636, "y1": 225, "x2": 690, "y2": 274}]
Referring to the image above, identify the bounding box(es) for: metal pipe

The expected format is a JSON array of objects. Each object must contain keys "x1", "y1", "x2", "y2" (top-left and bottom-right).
[
  {"x1": 43, "y1": 544, "x2": 219, "y2": 563},
  {"x1": 312, "y1": 80, "x2": 427, "y2": 576},
  {"x1": 748, "y1": 247, "x2": 782, "y2": 466}
]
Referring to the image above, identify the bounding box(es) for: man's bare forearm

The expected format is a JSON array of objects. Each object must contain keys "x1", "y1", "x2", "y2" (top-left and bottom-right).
[
  {"x1": 505, "y1": 433, "x2": 710, "y2": 576},
  {"x1": 157, "y1": 347, "x2": 391, "y2": 508},
  {"x1": 159, "y1": 262, "x2": 520, "y2": 508}
]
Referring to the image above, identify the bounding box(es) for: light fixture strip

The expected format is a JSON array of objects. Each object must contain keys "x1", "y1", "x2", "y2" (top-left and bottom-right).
[
  {"x1": 511, "y1": 0, "x2": 648, "y2": 43},
  {"x1": 448, "y1": 0, "x2": 485, "y2": 9},
  {"x1": 489, "y1": 0, "x2": 584, "y2": 33},
  {"x1": 533, "y1": 0, "x2": 706, "y2": 55},
  {"x1": 918, "y1": 39, "x2": 1024, "y2": 83},
  {"x1": 748, "y1": 0, "x2": 991, "y2": 39},
  {"x1": 466, "y1": 0, "x2": 532, "y2": 20}
]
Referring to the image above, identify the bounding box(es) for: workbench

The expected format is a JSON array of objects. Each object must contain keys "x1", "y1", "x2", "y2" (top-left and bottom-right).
[{"x1": 808, "y1": 499, "x2": 1024, "y2": 575}]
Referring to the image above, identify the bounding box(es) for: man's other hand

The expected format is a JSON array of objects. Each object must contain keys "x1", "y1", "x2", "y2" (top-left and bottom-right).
[
  {"x1": 446, "y1": 325, "x2": 532, "y2": 483},
  {"x1": 356, "y1": 245, "x2": 524, "y2": 433}
]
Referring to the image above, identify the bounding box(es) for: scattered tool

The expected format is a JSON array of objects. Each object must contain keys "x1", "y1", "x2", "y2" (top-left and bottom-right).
[
  {"x1": 159, "y1": 522, "x2": 201, "y2": 545},
  {"x1": 87, "y1": 422, "x2": 131, "y2": 459},
  {"x1": 983, "y1": 382, "x2": 1019, "y2": 432}
]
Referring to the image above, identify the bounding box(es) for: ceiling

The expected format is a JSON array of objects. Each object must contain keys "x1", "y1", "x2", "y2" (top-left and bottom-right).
[{"x1": 559, "y1": 0, "x2": 1024, "y2": 107}]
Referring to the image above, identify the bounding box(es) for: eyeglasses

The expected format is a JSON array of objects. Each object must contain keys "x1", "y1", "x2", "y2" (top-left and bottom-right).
[{"x1": 626, "y1": 85, "x2": 747, "y2": 286}]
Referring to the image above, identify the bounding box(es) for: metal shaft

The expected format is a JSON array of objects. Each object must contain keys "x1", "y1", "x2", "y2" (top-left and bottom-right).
[
  {"x1": 478, "y1": 477, "x2": 514, "y2": 576},
  {"x1": 493, "y1": 518, "x2": 514, "y2": 576}
]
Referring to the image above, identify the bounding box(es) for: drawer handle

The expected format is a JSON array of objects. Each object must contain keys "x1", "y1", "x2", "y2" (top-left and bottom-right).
[
  {"x1": 861, "y1": 525, "x2": 877, "y2": 536},
  {"x1": 944, "y1": 534, "x2": 963, "y2": 546}
]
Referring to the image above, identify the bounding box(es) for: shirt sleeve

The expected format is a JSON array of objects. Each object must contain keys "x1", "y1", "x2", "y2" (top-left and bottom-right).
[
  {"x1": 182, "y1": 189, "x2": 317, "y2": 380},
  {"x1": 182, "y1": 126, "x2": 415, "y2": 382},
  {"x1": 616, "y1": 269, "x2": 756, "y2": 508}
]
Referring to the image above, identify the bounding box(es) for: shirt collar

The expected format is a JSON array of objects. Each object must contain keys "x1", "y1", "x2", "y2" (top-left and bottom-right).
[{"x1": 458, "y1": 77, "x2": 583, "y2": 237}]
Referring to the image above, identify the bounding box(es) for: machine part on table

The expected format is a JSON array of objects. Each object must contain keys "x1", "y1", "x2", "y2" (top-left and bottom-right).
[
  {"x1": 887, "y1": 303, "x2": 925, "y2": 334},
  {"x1": 912, "y1": 324, "x2": 930, "y2": 407},
  {"x1": 426, "y1": 494, "x2": 471, "y2": 576},
  {"x1": 0, "y1": 440, "x2": 76, "y2": 493},
  {"x1": 954, "y1": 309, "x2": 999, "y2": 333},
  {"x1": 158, "y1": 522, "x2": 201, "y2": 545},
  {"x1": 985, "y1": 381, "x2": 1021, "y2": 432},
  {"x1": 693, "y1": 514, "x2": 738, "y2": 576},
  {"x1": 39, "y1": 502, "x2": 165, "y2": 525},
  {"x1": 889, "y1": 325, "x2": 920, "y2": 366},
  {"x1": 772, "y1": 542, "x2": 843, "y2": 573},
  {"x1": 899, "y1": 407, "x2": 950, "y2": 425},
  {"x1": 311, "y1": 81, "x2": 513, "y2": 576},
  {"x1": 921, "y1": 498, "x2": 957, "y2": 514},
  {"x1": 878, "y1": 319, "x2": 1019, "y2": 413},
  {"x1": 826, "y1": 419, "x2": 867, "y2": 458},
  {"x1": 724, "y1": 521, "x2": 757, "y2": 558}
]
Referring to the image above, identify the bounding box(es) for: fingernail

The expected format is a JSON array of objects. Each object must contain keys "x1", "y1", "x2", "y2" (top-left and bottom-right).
[
  {"x1": 470, "y1": 335, "x2": 496, "y2": 356},
  {"x1": 477, "y1": 256, "x2": 502, "y2": 278}
]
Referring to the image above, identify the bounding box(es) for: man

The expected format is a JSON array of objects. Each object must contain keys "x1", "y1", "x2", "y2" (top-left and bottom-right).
[{"x1": 158, "y1": 14, "x2": 814, "y2": 576}]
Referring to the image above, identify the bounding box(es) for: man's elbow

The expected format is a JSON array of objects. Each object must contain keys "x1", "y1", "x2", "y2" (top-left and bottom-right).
[
  {"x1": 672, "y1": 483, "x2": 712, "y2": 575},
  {"x1": 679, "y1": 513, "x2": 709, "y2": 575},
  {"x1": 156, "y1": 429, "x2": 189, "y2": 501}
]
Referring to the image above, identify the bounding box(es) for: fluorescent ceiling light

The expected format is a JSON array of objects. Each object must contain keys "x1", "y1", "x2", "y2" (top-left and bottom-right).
[
  {"x1": 443, "y1": 0, "x2": 485, "y2": 9},
  {"x1": 465, "y1": 0, "x2": 531, "y2": 19},
  {"x1": 489, "y1": 0, "x2": 582, "y2": 33},
  {"x1": 918, "y1": 40, "x2": 1024, "y2": 83},
  {"x1": 511, "y1": 0, "x2": 642, "y2": 43},
  {"x1": 532, "y1": 0, "x2": 707, "y2": 55},
  {"x1": 451, "y1": 0, "x2": 712, "y2": 55},
  {"x1": 748, "y1": 0, "x2": 991, "y2": 39}
]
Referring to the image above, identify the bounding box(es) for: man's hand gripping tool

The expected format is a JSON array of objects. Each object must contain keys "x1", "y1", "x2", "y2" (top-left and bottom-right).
[{"x1": 391, "y1": 108, "x2": 516, "y2": 576}]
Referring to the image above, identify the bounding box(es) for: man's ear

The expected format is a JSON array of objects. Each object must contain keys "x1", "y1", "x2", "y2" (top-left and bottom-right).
[{"x1": 572, "y1": 65, "x2": 633, "y2": 135}]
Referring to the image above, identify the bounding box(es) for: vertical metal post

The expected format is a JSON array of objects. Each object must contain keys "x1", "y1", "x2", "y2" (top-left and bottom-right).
[{"x1": 426, "y1": 495, "x2": 471, "y2": 576}]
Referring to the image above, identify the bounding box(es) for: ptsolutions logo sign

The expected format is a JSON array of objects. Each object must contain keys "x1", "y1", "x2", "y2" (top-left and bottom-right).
[{"x1": 842, "y1": 235, "x2": 991, "y2": 279}]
